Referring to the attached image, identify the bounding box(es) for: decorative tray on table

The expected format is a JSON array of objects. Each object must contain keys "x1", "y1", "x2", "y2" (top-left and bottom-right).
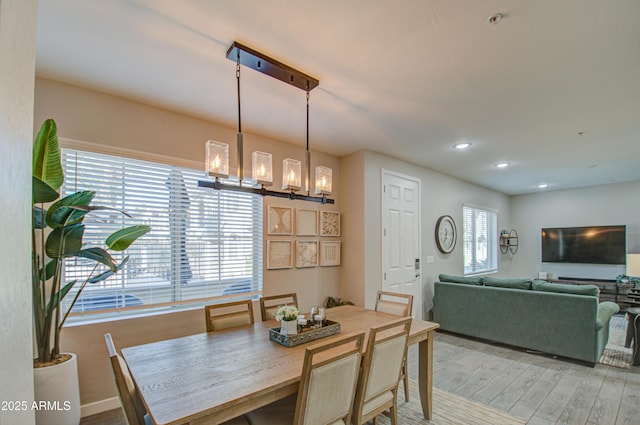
[{"x1": 269, "y1": 320, "x2": 341, "y2": 347}]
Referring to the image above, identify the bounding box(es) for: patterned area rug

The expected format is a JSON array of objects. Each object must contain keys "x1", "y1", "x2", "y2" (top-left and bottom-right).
[
  {"x1": 598, "y1": 314, "x2": 632, "y2": 368},
  {"x1": 377, "y1": 381, "x2": 526, "y2": 425}
]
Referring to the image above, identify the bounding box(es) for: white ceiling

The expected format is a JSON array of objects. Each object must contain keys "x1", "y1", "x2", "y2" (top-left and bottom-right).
[{"x1": 36, "y1": 0, "x2": 640, "y2": 195}]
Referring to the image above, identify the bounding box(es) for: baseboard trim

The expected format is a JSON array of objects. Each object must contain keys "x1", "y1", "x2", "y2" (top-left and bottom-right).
[{"x1": 81, "y1": 397, "x2": 120, "y2": 418}]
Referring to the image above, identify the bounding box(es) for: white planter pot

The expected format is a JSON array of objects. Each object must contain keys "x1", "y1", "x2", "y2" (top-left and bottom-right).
[
  {"x1": 281, "y1": 319, "x2": 298, "y2": 335},
  {"x1": 33, "y1": 353, "x2": 81, "y2": 425}
]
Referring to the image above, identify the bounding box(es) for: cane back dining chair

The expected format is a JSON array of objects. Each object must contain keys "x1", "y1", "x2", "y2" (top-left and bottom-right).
[
  {"x1": 204, "y1": 299, "x2": 255, "y2": 332},
  {"x1": 351, "y1": 317, "x2": 412, "y2": 425},
  {"x1": 245, "y1": 332, "x2": 365, "y2": 425},
  {"x1": 374, "y1": 290, "x2": 413, "y2": 402},
  {"x1": 259, "y1": 293, "x2": 299, "y2": 322}
]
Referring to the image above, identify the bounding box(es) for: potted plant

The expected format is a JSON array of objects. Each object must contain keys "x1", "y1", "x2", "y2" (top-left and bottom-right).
[
  {"x1": 32, "y1": 119, "x2": 150, "y2": 425},
  {"x1": 274, "y1": 305, "x2": 299, "y2": 335}
]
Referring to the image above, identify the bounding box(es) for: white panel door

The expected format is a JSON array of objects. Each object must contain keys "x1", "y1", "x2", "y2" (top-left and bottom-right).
[{"x1": 382, "y1": 170, "x2": 421, "y2": 318}]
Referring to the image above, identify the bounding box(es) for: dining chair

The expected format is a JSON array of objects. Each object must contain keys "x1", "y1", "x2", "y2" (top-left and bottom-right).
[
  {"x1": 351, "y1": 317, "x2": 412, "y2": 425},
  {"x1": 245, "y1": 332, "x2": 365, "y2": 425},
  {"x1": 104, "y1": 333, "x2": 150, "y2": 425},
  {"x1": 259, "y1": 293, "x2": 299, "y2": 321},
  {"x1": 374, "y1": 290, "x2": 413, "y2": 402},
  {"x1": 204, "y1": 299, "x2": 255, "y2": 332}
]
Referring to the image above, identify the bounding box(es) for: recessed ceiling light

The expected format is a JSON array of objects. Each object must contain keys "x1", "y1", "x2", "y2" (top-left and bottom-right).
[
  {"x1": 495, "y1": 162, "x2": 510, "y2": 168},
  {"x1": 453, "y1": 142, "x2": 471, "y2": 150},
  {"x1": 537, "y1": 183, "x2": 548, "y2": 189}
]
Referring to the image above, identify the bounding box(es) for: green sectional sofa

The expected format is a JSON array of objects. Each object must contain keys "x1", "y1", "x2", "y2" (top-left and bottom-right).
[{"x1": 433, "y1": 274, "x2": 619, "y2": 365}]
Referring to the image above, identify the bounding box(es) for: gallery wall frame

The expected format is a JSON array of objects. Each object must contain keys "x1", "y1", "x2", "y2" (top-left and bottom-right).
[
  {"x1": 320, "y1": 211, "x2": 340, "y2": 237},
  {"x1": 266, "y1": 240, "x2": 293, "y2": 269}
]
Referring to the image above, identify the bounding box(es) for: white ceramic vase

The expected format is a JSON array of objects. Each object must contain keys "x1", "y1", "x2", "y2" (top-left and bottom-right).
[
  {"x1": 33, "y1": 353, "x2": 81, "y2": 425},
  {"x1": 281, "y1": 319, "x2": 297, "y2": 335}
]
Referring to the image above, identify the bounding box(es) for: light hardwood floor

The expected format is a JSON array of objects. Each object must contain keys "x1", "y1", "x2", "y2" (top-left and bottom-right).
[{"x1": 82, "y1": 327, "x2": 639, "y2": 425}]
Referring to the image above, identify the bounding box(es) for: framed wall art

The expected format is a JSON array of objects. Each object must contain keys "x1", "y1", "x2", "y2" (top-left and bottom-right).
[
  {"x1": 266, "y1": 240, "x2": 293, "y2": 269},
  {"x1": 296, "y1": 241, "x2": 318, "y2": 268},
  {"x1": 267, "y1": 206, "x2": 293, "y2": 235},
  {"x1": 320, "y1": 211, "x2": 340, "y2": 237},
  {"x1": 320, "y1": 241, "x2": 341, "y2": 266},
  {"x1": 296, "y1": 209, "x2": 318, "y2": 236}
]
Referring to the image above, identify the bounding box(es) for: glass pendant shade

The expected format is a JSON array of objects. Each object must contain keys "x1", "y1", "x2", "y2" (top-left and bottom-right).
[
  {"x1": 206, "y1": 140, "x2": 229, "y2": 178},
  {"x1": 282, "y1": 158, "x2": 302, "y2": 191},
  {"x1": 314, "y1": 166, "x2": 332, "y2": 195},
  {"x1": 252, "y1": 151, "x2": 272, "y2": 186}
]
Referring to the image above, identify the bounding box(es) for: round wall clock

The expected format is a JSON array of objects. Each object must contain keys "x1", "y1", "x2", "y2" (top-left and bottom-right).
[{"x1": 435, "y1": 215, "x2": 457, "y2": 253}]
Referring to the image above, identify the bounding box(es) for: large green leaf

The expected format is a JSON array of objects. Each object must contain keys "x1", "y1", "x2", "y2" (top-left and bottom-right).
[
  {"x1": 46, "y1": 280, "x2": 77, "y2": 313},
  {"x1": 45, "y1": 223, "x2": 84, "y2": 259},
  {"x1": 33, "y1": 119, "x2": 63, "y2": 191},
  {"x1": 88, "y1": 256, "x2": 130, "y2": 283},
  {"x1": 33, "y1": 206, "x2": 47, "y2": 230},
  {"x1": 46, "y1": 191, "x2": 95, "y2": 229},
  {"x1": 106, "y1": 225, "x2": 151, "y2": 251},
  {"x1": 33, "y1": 176, "x2": 60, "y2": 204},
  {"x1": 39, "y1": 260, "x2": 58, "y2": 282},
  {"x1": 67, "y1": 247, "x2": 117, "y2": 272}
]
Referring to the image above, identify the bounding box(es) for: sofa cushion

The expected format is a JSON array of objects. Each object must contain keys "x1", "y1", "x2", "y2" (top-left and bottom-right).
[
  {"x1": 531, "y1": 280, "x2": 599, "y2": 297},
  {"x1": 482, "y1": 276, "x2": 532, "y2": 290},
  {"x1": 438, "y1": 274, "x2": 483, "y2": 285}
]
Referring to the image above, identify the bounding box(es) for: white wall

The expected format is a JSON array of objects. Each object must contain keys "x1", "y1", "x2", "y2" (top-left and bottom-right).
[
  {"x1": 0, "y1": 1, "x2": 38, "y2": 424},
  {"x1": 341, "y1": 150, "x2": 511, "y2": 319},
  {"x1": 510, "y1": 180, "x2": 640, "y2": 280}
]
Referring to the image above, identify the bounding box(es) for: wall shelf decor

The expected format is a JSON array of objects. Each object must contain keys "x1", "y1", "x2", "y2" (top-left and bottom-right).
[
  {"x1": 296, "y1": 241, "x2": 318, "y2": 268},
  {"x1": 268, "y1": 206, "x2": 293, "y2": 235},
  {"x1": 499, "y1": 229, "x2": 518, "y2": 254},
  {"x1": 320, "y1": 241, "x2": 341, "y2": 266},
  {"x1": 296, "y1": 209, "x2": 318, "y2": 236},
  {"x1": 320, "y1": 211, "x2": 340, "y2": 237},
  {"x1": 267, "y1": 240, "x2": 293, "y2": 269}
]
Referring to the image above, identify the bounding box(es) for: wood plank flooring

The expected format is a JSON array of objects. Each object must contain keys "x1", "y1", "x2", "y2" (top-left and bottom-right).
[{"x1": 82, "y1": 328, "x2": 640, "y2": 425}]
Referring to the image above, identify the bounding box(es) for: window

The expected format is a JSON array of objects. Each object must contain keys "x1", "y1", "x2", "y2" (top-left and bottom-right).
[
  {"x1": 463, "y1": 205, "x2": 497, "y2": 275},
  {"x1": 60, "y1": 148, "x2": 262, "y2": 321}
]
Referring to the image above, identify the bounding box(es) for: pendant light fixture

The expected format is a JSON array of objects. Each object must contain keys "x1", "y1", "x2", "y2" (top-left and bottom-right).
[{"x1": 199, "y1": 41, "x2": 333, "y2": 204}]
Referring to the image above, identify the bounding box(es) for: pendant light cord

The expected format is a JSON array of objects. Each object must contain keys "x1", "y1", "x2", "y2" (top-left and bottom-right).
[{"x1": 236, "y1": 53, "x2": 242, "y2": 133}]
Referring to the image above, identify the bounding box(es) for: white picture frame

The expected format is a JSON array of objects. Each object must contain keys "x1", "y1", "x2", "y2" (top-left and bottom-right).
[
  {"x1": 266, "y1": 240, "x2": 293, "y2": 269},
  {"x1": 320, "y1": 211, "x2": 340, "y2": 237},
  {"x1": 296, "y1": 241, "x2": 318, "y2": 268},
  {"x1": 267, "y1": 206, "x2": 293, "y2": 235},
  {"x1": 320, "y1": 241, "x2": 341, "y2": 266},
  {"x1": 296, "y1": 209, "x2": 318, "y2": 236}
]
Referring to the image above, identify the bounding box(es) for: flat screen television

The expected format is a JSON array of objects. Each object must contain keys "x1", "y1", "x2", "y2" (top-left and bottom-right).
[{"x1": 541, "y1": 225, "x2": 626, "y2": 265}]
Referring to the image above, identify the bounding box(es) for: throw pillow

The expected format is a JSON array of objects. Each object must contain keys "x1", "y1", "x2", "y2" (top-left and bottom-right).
[
  {"x1": 531, "y1": 280, "x2": 599, "y2": 297},
  {"x1": 438, "y1": 274, "x2": 483, "y2": 285},
  {"x1": 482, "y1": 276, "x2": 532, "y2": 290}
]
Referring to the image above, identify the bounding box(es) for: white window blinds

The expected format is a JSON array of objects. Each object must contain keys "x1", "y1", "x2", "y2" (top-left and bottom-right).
[
  {"x1": 60, "y1": 148, "x2": 263, "y2": 320},
  {"x1": 463, "y1": 205, "x2": 497, "y2": 275}
]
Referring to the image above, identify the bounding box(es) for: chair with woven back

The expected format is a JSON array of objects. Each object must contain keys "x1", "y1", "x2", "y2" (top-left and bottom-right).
[
  {"x1": 105, "y1": 333, "x2": 250, "y2": 425},
  {"x1": 259, "y1": 293, "x2": 299, "y2": 322},
  {"x1": 244, "y1": 332, "x2": 365, "y2": 425},
  {"x1": 204, "y1": 299, "x2": 255, "y2": 332},
  {"x1": 374, "y1": 290, "x2": 413, "y2": 402},
  {"x1": 351, "y1": 316, "x2": 412, "y2": 425}
]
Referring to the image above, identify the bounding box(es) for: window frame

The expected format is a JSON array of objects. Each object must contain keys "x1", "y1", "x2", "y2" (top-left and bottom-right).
[
  {"x1": 462, "y1": 204, "x2": 498, "y2": 276},
  {"x1": 58, "y1": 139, "x2": 263, "y2": 323}
]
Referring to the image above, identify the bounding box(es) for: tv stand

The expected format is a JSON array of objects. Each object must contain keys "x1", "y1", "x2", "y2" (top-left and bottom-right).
[{"x1": 552, "y1": 277, "x2": 633, "y2": 311}]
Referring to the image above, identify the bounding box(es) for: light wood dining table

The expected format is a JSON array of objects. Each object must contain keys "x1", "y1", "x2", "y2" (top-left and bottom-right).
[{"x1": 122, "y1": 305, "x2": 440, "y2": 425}]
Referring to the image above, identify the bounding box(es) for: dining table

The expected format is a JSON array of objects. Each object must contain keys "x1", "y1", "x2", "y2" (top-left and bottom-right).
[{"x1": 121, "y1": 304, "x2": 440, "y2": 425}]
